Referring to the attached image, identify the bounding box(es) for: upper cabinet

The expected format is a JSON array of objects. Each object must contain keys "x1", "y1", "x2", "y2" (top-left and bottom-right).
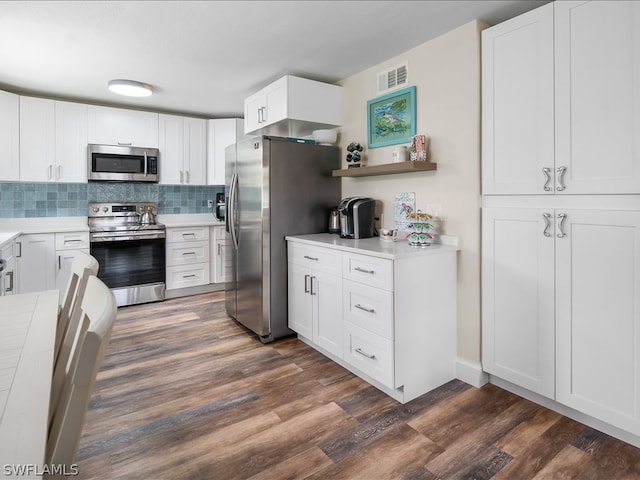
[
  {"x1": 88, "y1": 105, "x2": 159, "y2": 148},
  {"x1": 0, "y1": 90, "x2": 20, "y2": 181},
  {"x1": 20, "y1": 97, "x2": 87, "y2": 183},
  {"x1": 244, "y1": 75, "x2": 342, "y2": 137},
  {"x1": 158, "y1": 114, "x2": 207, "y2": 185},
  {"x1": 482, "y1": 1, "x2": 640, "y2": 195},
  {"x1": 207, "y1": 118, "x2": 244, "y2": 185}
]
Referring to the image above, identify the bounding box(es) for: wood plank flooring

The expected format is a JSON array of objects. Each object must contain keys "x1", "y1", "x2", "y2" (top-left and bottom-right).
[{"x1": 75, "y1": 292, "x2": 640, "y2": 479}]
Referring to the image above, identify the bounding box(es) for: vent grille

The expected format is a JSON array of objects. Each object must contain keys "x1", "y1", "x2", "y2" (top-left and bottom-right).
[{"x1": 377, "y1": 62, "x2": 409, "y2": 94}]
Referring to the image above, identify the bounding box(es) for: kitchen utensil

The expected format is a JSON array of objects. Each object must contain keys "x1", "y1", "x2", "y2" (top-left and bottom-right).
[{"x1": 329, "y1": 207, "x2": 340, "y2": 234}]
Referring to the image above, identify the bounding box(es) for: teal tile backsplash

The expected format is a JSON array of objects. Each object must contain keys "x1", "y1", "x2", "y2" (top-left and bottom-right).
[{"x1": 0, "y1": 182, "x2": 224, "y2": 218}]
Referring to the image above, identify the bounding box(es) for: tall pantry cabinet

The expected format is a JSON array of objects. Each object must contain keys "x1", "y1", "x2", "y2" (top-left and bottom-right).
[{"x1": 482, "y1": 0, "x2": 640, "y2": 442}]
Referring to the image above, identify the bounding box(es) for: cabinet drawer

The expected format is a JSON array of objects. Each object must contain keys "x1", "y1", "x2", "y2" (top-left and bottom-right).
[
  {"x1": 55, "y1": 231, "x2": 90, "y2": 250},
  {"x1": 166, "y1": 240, "x2": 209, "y2": 266},
  {"x1": 167, "y1": 226, "x2": 209, "y2": 243},
  {"x1": 287, "y1": 242, "x2": 341, "y2": 275},
  {"x1": 166, "y1": 263, "x2": 210, "y2": 290},
  {"x1": 343, "y1": 279, "x2": 394, "y2": 340},
  {"x1": 343, "y1": 252, "x2": 393, "y2": 290},
  {"x1": 344, "y1": 322, "x2": 394, "y2": 389}
]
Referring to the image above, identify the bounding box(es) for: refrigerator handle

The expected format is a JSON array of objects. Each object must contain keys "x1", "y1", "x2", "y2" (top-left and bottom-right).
[{"x1": 229, "y1": 173, "x2": 239, "y2": 250}]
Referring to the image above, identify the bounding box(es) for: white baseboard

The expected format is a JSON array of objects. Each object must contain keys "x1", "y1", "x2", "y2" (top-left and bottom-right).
[{"x1": 456, "y1": 358, "x2": 489, "y2": 388}]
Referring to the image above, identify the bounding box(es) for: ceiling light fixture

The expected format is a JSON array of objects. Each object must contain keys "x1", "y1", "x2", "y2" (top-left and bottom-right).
[{"x1": 108, "y1": 79, "x2": 153, "y2": 97}]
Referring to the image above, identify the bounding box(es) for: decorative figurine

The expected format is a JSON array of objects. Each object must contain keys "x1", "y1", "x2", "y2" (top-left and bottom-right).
[{"x1": 346, "y1": 142, "x2": 364, "y2": 168}]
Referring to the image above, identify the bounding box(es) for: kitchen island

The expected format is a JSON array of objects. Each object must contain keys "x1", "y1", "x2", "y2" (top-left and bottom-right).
[{"x1": 285, "y1": 233, "x2": 459, "y2": 403}]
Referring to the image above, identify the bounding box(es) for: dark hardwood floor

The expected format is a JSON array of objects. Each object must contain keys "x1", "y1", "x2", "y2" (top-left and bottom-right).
[{"x1": 76, "y1": 292, "x2": 640, "y2": 479}]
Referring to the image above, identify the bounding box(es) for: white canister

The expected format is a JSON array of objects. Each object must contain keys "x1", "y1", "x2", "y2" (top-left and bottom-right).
[{"x1": 392, "y1": 146, "x2": 407, "y2": 163}]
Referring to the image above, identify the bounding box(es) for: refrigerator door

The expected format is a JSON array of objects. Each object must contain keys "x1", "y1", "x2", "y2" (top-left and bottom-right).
[
  {"x1": 224, "y1": 143, "x2": 238, "y2": 320},
  {"x1": 235, "y1": 138, "x2": 269, "y2": 336}
]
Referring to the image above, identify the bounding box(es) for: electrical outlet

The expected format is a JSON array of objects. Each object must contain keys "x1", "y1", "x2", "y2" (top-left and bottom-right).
[
  {"x1": 207, "y1": 199, "x2": 214, "y2": 208},
  {"x1": 426, "y1": 204, "x2": 442, "y2": 219}
]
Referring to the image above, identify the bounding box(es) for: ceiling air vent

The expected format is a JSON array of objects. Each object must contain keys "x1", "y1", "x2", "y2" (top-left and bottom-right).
[{"x1": 377, "y1": 62, "x2": 409, "y2": 94}]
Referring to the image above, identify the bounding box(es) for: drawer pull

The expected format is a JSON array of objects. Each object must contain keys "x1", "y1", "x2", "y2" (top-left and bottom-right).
[
  {"x1": 303, "y1": 255, "x2": 319, "y2": 261},
  {"x1": 64, "y1": 239, "x2": 84, "y2": 244},
  {"x1": 182, "y1": 251, "x2": 197, "y2": 256},
  {"x1": 354, "y1": 266, "x2": 375, "y2": 274},
  {"x1": 182, "y1": 233, "x2": 197, "y2": 238},
  {"x1": 355, "y1": 348, "x2": 376, "y2": 360},
  {"x1": 354, "y1": 304, "x2": 375, "y2": 314},
  {"x1": 182, "y1": 274, "x2": 197, "y2": 279}
]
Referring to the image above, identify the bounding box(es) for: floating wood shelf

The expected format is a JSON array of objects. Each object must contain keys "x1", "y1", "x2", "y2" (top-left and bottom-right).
[{"x1": 332, "y1": 161, "x2": 437, "y2": 178}]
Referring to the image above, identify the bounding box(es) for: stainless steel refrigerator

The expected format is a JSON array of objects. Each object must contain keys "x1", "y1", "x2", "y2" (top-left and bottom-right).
[{"x1": 224, "y1": 136, "x2": 340, "y2": 342}]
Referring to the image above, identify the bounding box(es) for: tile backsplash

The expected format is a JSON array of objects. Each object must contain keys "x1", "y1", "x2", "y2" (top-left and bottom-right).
[{"x1": 0, "y1": 182, "x2": 224, "y2": 218}]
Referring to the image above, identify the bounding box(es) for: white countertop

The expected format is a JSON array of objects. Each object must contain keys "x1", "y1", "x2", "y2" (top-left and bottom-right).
[
  {"x1": 0, "y1": 231, "x2": 21, "y2": 247},
  {"x1": 285, "y1": 233, "x2": 460, "y2": 260},
  {"x1": 0, "y1": 217, "x2": 89, "y2": 235},
  {"x1": 158, "y1": 213, "x2": 224, "y2": 228}
]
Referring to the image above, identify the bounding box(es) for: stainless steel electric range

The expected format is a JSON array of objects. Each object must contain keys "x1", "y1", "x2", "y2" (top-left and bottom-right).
[{"x1": 88, "y1": 202, "x2": 166, "y2": 307}]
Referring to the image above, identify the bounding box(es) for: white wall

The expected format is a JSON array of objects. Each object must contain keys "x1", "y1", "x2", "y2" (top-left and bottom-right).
[{"x1": 338, "y1": 20, "x2": 487, "y2": 364}]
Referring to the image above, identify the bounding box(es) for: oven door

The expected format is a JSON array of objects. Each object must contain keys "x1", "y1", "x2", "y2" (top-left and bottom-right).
[{"x1": 90, "y1": 237, "x2": 166, "y2": 289}]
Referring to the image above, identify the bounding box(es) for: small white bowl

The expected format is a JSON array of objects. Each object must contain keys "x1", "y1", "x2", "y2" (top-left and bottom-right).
[{"x1": 312, "y1": 129, "x2": 338, "y2": 145}]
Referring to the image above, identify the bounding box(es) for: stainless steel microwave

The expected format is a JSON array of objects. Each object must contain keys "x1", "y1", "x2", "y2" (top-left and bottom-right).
[{"x1": 87, "y1": 144, "x2": 159, "y2": 182}]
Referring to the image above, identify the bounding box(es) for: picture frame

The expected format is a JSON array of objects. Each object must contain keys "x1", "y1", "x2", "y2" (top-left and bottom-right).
[{"x1": 367, "y1": 86, "x2": 416, "y2": 148}]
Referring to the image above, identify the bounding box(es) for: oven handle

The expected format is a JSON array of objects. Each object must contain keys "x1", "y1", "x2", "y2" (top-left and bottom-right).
[
  {"x1": 144, "y1": 151, "x2": 148, "y2": 177},
  {"x1": 90, "y1": 232, "x2": 166, "y2": 242}
]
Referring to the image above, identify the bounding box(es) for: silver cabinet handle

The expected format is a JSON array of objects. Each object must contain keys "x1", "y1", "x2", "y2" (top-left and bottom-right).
[
  {"x1": 217, "y1": 243, "x2": 222, "y2": 255},
  {"x1": 304, "y1": 274, "x2": 310, "y2": 293},
  {"x1": 556, "y1": 166, "x2": 567, "y2": 191},
  {"x1": 182, "y1": 233, "x2": 196, "y2": 238},
  {"x1": 5, "y1": 271, "x2": 13, "y2": 293},
  {"x1": 542, "y1": 167, "x2": 552, "y2": 191},
  {"x1": 16, "y1": 242, "x2": 21, "y2": 258},
  {"x1": 355, "y1": 304, "x2": 375, "y2": 314},
  {"x1": 180, "y1": 170, "x2": 184, "y2": 183},
  {"x1": 117, "y1": 142, "x2": 132, "y2": 146},
  {"x1": 303, "y1": 255, "x2": 319, "y2": 261},
  {"x1": 557, "y1": 213, "x2": 567, "y2": 238},
  {"x1": 182, "y1": 274, "x2": 197, "y2": 279},
  {"x1": 310, "y1": 276, "x2": 316, "y2": 296},
  {"x1": 48, "y1": 165, "x2": 54, "y2": 180},
  {"x1": 355, "y1": 348, "x2": 376, "y2": 360},
  {"x1": 354, "y1": 266, "x2": 375, "y2": 274},
  {"x1": 543, "y1": 213, "x2": 552, "y2": 237},
  {"x1": 182, "y1": 251, "x2": 197, "y2": 256},
  {"x1": 185, "y1": 170, "x2": 190, "y2": 184},
  {"x1": 56, "y1": 165, "x2": 61, "y2": 180}
]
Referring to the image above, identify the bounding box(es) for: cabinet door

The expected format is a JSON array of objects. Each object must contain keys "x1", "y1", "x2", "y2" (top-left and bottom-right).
[
  {"x1": 244, "y1": 91, "x2": 264, "y2": 134},
  {"x1": 16, "y1": 233, "x2": 56, "y2": 293},
  {"x1": 312, "y1": 270, "x2": 343, "y2": 358},
  {"x1": 158, "y1": 114, "x2": 185, "y2": 185},
  {"x1": 481, "y1": 3, "x2": 554, "y2": 195},
  {"x1": 556, "y1": 209, "x2": 640, "y2": 435},
  {"x1": 0, "y1": 90, "x2": 19, "y2": 181},
  {"x1": 88, "y1": 105, "x2": 159, "y2": 148},
  {"x1": 482, "y1": 207, "x2": 555, "y2": 398},
  {"x1": 55, "y1": 101, "x2": 88, "y2": 183},
  {"x1": 555, "y1": 1, "x2": 640, "y2": 194},
  {"x1": 183, "y1": 117, "x2": 207, "y2": 185},
  {"x1": 20, "y1": 97, "x2": 56, "y2": 182},
  {"x1": 212, "y1": 239, "x2": 228, "y2": 284},
  {"x1": 263, "y1": 76, "x2": 288, "y2": 126},
  {"x1": 207, "y1": 118, "x2": 242, "y2": 185},
  {"x1": 287, "y1": 262, "x2": 312, "y2": 339}
]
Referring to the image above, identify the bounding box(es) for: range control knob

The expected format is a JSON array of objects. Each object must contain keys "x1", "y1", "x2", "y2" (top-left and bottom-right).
[
  {"x1": 92, "y1": 207, "x2": 99, "y2": 213},
  {"x1": 102, "y1": 207, "x2": 109, "y2": 213}
]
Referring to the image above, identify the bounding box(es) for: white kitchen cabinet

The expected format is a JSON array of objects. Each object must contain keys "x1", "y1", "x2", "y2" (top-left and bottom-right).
[
  {"x1": 211, "y1": 225, "x2": 228, "y2": 284},
  {"x1": 207, "y1": 118, "x2": 244, "y2": 186},
  {"x1": 482, "y1": 1, "x2": 640, "y2": 195},
  {"x1": 481, "y1": 207, "x2": 556, "y2": 398},
  {"x1": 16, "y1": 233, "x2": 56, "y2": 293},
  {"x1": 482, "y1": 206, "x2": 640, "y2": 436},
  {"x1": 288, "y1": 242, "x2": 343, "y2": 358},
  {"x1": 244, "y1": 75, "x2": 342, "y2": 137},
  {"x1": 287, "y1": 235, "x2": 458, "y2": 403},
  {"x1": 19, "y1": 97, "x2": 87, "y2": 183},
  {"x1": 0, "y1": 90, "x2": 20, "y2": 181},
  {"x1": 88, "y1": 105, "x2": 159, "y2": 148},
  {"x1": 0, "y1": 239, "x2": 17, "y2": 296},
  {"x1": 555, "y1": 210, "x2": 640, "y2": 436},
  {"x1": 165, "y1": 226, "x2": 210, "y2": 290},
  {"x1": 159, "y1": 114, "x2": 207, "y2": 185},
  {"x1": 54, "y1": 231, "x2": 90, "y2": 293}
]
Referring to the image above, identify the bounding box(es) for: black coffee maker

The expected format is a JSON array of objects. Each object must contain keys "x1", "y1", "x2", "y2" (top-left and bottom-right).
[
  {"x1": 215, "y1": 192, "x2": 226, "y2": 221},
  {"x1": 337, "y1": 197, "x2": 376, "y2": 239}
]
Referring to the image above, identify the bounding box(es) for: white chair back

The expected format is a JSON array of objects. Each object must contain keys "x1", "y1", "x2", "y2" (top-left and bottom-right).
[{"x1": 46, "y1": 275, "x2": 117, "y2": 469}]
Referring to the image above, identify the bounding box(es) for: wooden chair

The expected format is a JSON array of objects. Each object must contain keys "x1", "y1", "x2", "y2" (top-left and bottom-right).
[
  {"x1": 55, "y1": 251, "x2": 99, "y2": 362},
  {"x1": 46, "y1": 275, "x2": 117, "y2": 470}
]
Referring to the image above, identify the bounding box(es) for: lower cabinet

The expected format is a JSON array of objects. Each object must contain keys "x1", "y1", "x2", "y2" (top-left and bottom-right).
[
  {"x1": 287, "y1": 237, "x2": 458, "y2": 403},
  {"x1": 166, "y1": 226, "x2": 210, "y2": 290},
  {"x1": 211, "y1": 225, "x2": 228, "y2": 284},
  {"x1": 16, "y1": 233, "x2": 56, "y2": 293},
  {"x1": 482, "y1": 207, "x2": 640, "y2": 437}
]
